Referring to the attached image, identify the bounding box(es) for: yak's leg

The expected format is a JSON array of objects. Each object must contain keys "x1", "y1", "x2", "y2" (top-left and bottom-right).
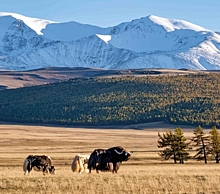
[
  {"x1": 42, "y1": 165, "x2": 48, "y2": 175},
  {"x1": 95, "y1": 163, "x2": 100, "y2": 173},
  {"x1": 113, "y1": 163, "x2": 118, "y2": 173},
  {"x1": 25, "y1": 160, "x2": 32, "y2": 175}
]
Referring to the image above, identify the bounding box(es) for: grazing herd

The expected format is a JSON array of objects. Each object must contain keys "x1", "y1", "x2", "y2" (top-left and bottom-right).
[{"x1": 23, "y1": 146, "x2": 131, "y2": 175}]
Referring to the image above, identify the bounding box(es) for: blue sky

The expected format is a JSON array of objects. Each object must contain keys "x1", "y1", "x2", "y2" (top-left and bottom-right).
[{"x1": 1, "y1": 0, "x2": 220, "y2": 31}]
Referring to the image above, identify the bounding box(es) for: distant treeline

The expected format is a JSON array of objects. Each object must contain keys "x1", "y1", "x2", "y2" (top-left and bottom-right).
[{"x1": 0, "y1": 73, "x2": 220, "y2": 127}]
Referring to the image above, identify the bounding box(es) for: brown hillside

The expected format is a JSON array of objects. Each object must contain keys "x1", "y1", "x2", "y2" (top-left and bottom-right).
[{"x1": 0, "y1": 67, "x2": 210, "y2": 89}]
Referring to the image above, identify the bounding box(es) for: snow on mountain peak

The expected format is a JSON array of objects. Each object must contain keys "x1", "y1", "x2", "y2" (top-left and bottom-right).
[
  {"x1": 147, "y1": 15, "x2": 208, "y2": 32},
  {"x1": 106, "y1": 15, "x2": 212, "y2": 53},
  {"x1": 0, "y1": 12, "x2": 220, "y2": 71},
  {"x1": 0, "y1": 12, "x2": 55, "y2": 35}
]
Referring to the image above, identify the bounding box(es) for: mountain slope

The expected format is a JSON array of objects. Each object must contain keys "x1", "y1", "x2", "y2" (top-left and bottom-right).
[
  {"x1": 0, "y1": 13, "x2": 220, "y2": 70},
  {"x1": 2, "y1": 35, "x2": 137, "y2": 70},
  {"x1": 0, "y1": 16, "x2": 50, "y2": 55},
  {"x1": 108, "y1": 15, "x2": 209, "y2": 52}
]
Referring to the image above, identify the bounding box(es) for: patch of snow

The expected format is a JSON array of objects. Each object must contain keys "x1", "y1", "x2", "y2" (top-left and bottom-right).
[
  {"x1": 96, "y1": 34, "x2": 111, "y2": 43},
  {"x1": 149, "y1": 15, "x2": 209, "y2": 32},
  {"x1": 0, "y1": 12, "x2": 55, "y2": 35}
]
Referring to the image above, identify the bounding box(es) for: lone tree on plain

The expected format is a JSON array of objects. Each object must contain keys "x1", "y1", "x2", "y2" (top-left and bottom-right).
[
  {"x1": 191, "y1": 125, "x2": 209, "y2": 164},
  {"x1": 208, "y1": 126, "x2": 220, "y2": 163},
  {"x1": 158, "y1": 128, "x2": 190, "y2": 164}
]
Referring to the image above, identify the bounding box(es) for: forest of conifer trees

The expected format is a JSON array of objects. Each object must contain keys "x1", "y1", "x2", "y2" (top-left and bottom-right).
[{"x1": 0, "y1": 73, "x2": 219, "y2": 127}]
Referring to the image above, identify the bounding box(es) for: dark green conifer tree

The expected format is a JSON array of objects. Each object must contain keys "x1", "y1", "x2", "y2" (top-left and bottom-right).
[
  {"x1": 191, "y1": 125, "x2": 209, "y2": 164},
  {"x1": 158, "y1": 130, "x2": 176, "y2": 163},
  {"x1": 173, "y1": 127, "x2": 190, "y2": 164},
  {"x1": 208, "y1": 126, "x2": 220, "y2": 163},
  {"x1": 158, "y1": 128, "x2": 190, "y2": 164}
]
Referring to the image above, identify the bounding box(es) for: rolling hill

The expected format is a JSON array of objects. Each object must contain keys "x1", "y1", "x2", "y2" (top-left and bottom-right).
[{"x1": 0, "y1": 72, "x2": 219, "y2": 127}]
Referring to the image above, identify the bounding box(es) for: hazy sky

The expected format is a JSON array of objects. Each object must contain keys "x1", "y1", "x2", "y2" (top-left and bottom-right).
[{"x1": 1, "y1": 0, "x2": 220, "y2": 31}]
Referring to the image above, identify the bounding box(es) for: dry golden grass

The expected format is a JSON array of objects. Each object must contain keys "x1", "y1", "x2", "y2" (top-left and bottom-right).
[{"x1": 0, "y1": 123, "x2": 219, "y2": 194}]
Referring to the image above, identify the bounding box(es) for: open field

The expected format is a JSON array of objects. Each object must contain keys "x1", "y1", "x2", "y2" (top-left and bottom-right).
[{"x1": 0, "y1": 123, "x2": 220, "y2": 194}]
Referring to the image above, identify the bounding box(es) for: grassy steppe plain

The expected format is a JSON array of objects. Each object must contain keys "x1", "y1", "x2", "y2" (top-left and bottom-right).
[{"x1": 0, "y1": 123, "x2": 220, "y2": 194}]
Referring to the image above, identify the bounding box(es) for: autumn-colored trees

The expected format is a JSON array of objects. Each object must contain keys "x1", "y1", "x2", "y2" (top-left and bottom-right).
[
  {"x1": 0, "y1": 73, "x2": 220, "y2": 126},
  {"x1": 158, "y1": 126, "x2": 220, "y2": 164},
  {"x1": 158, "y1": 128, "x2": 190, "y2": 164},
  {"x1": 208, "y1": 126, "x2": 220, "y2": 163},
  {"x1": 191, "y1": 126, "x2": 209, "y2": 163}
]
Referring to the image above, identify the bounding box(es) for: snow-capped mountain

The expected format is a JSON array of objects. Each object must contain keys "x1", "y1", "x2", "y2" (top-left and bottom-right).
[{"x1": 0, "y1": 12, "x2": 220, "y2": 70}]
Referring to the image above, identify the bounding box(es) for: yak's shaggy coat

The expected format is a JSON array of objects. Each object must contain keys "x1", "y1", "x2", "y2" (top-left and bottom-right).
[{"x1": 71, "y1": 155, "x2": 89, "y2": 173}]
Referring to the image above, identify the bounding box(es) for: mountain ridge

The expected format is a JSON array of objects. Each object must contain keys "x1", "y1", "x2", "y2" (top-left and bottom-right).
[{"x1": 0, "y1": 12, "x2": 220, "y2": 70}]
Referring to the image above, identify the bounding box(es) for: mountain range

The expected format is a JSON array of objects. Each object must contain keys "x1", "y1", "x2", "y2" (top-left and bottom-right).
[{"x1": 0, "y1": 12, "x2": 220, "y2": 71}]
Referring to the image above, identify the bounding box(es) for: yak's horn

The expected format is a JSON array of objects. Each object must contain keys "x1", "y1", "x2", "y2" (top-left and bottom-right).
[{"x1": 114, "y1": 149, "x2": 123, "y2": 154}]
